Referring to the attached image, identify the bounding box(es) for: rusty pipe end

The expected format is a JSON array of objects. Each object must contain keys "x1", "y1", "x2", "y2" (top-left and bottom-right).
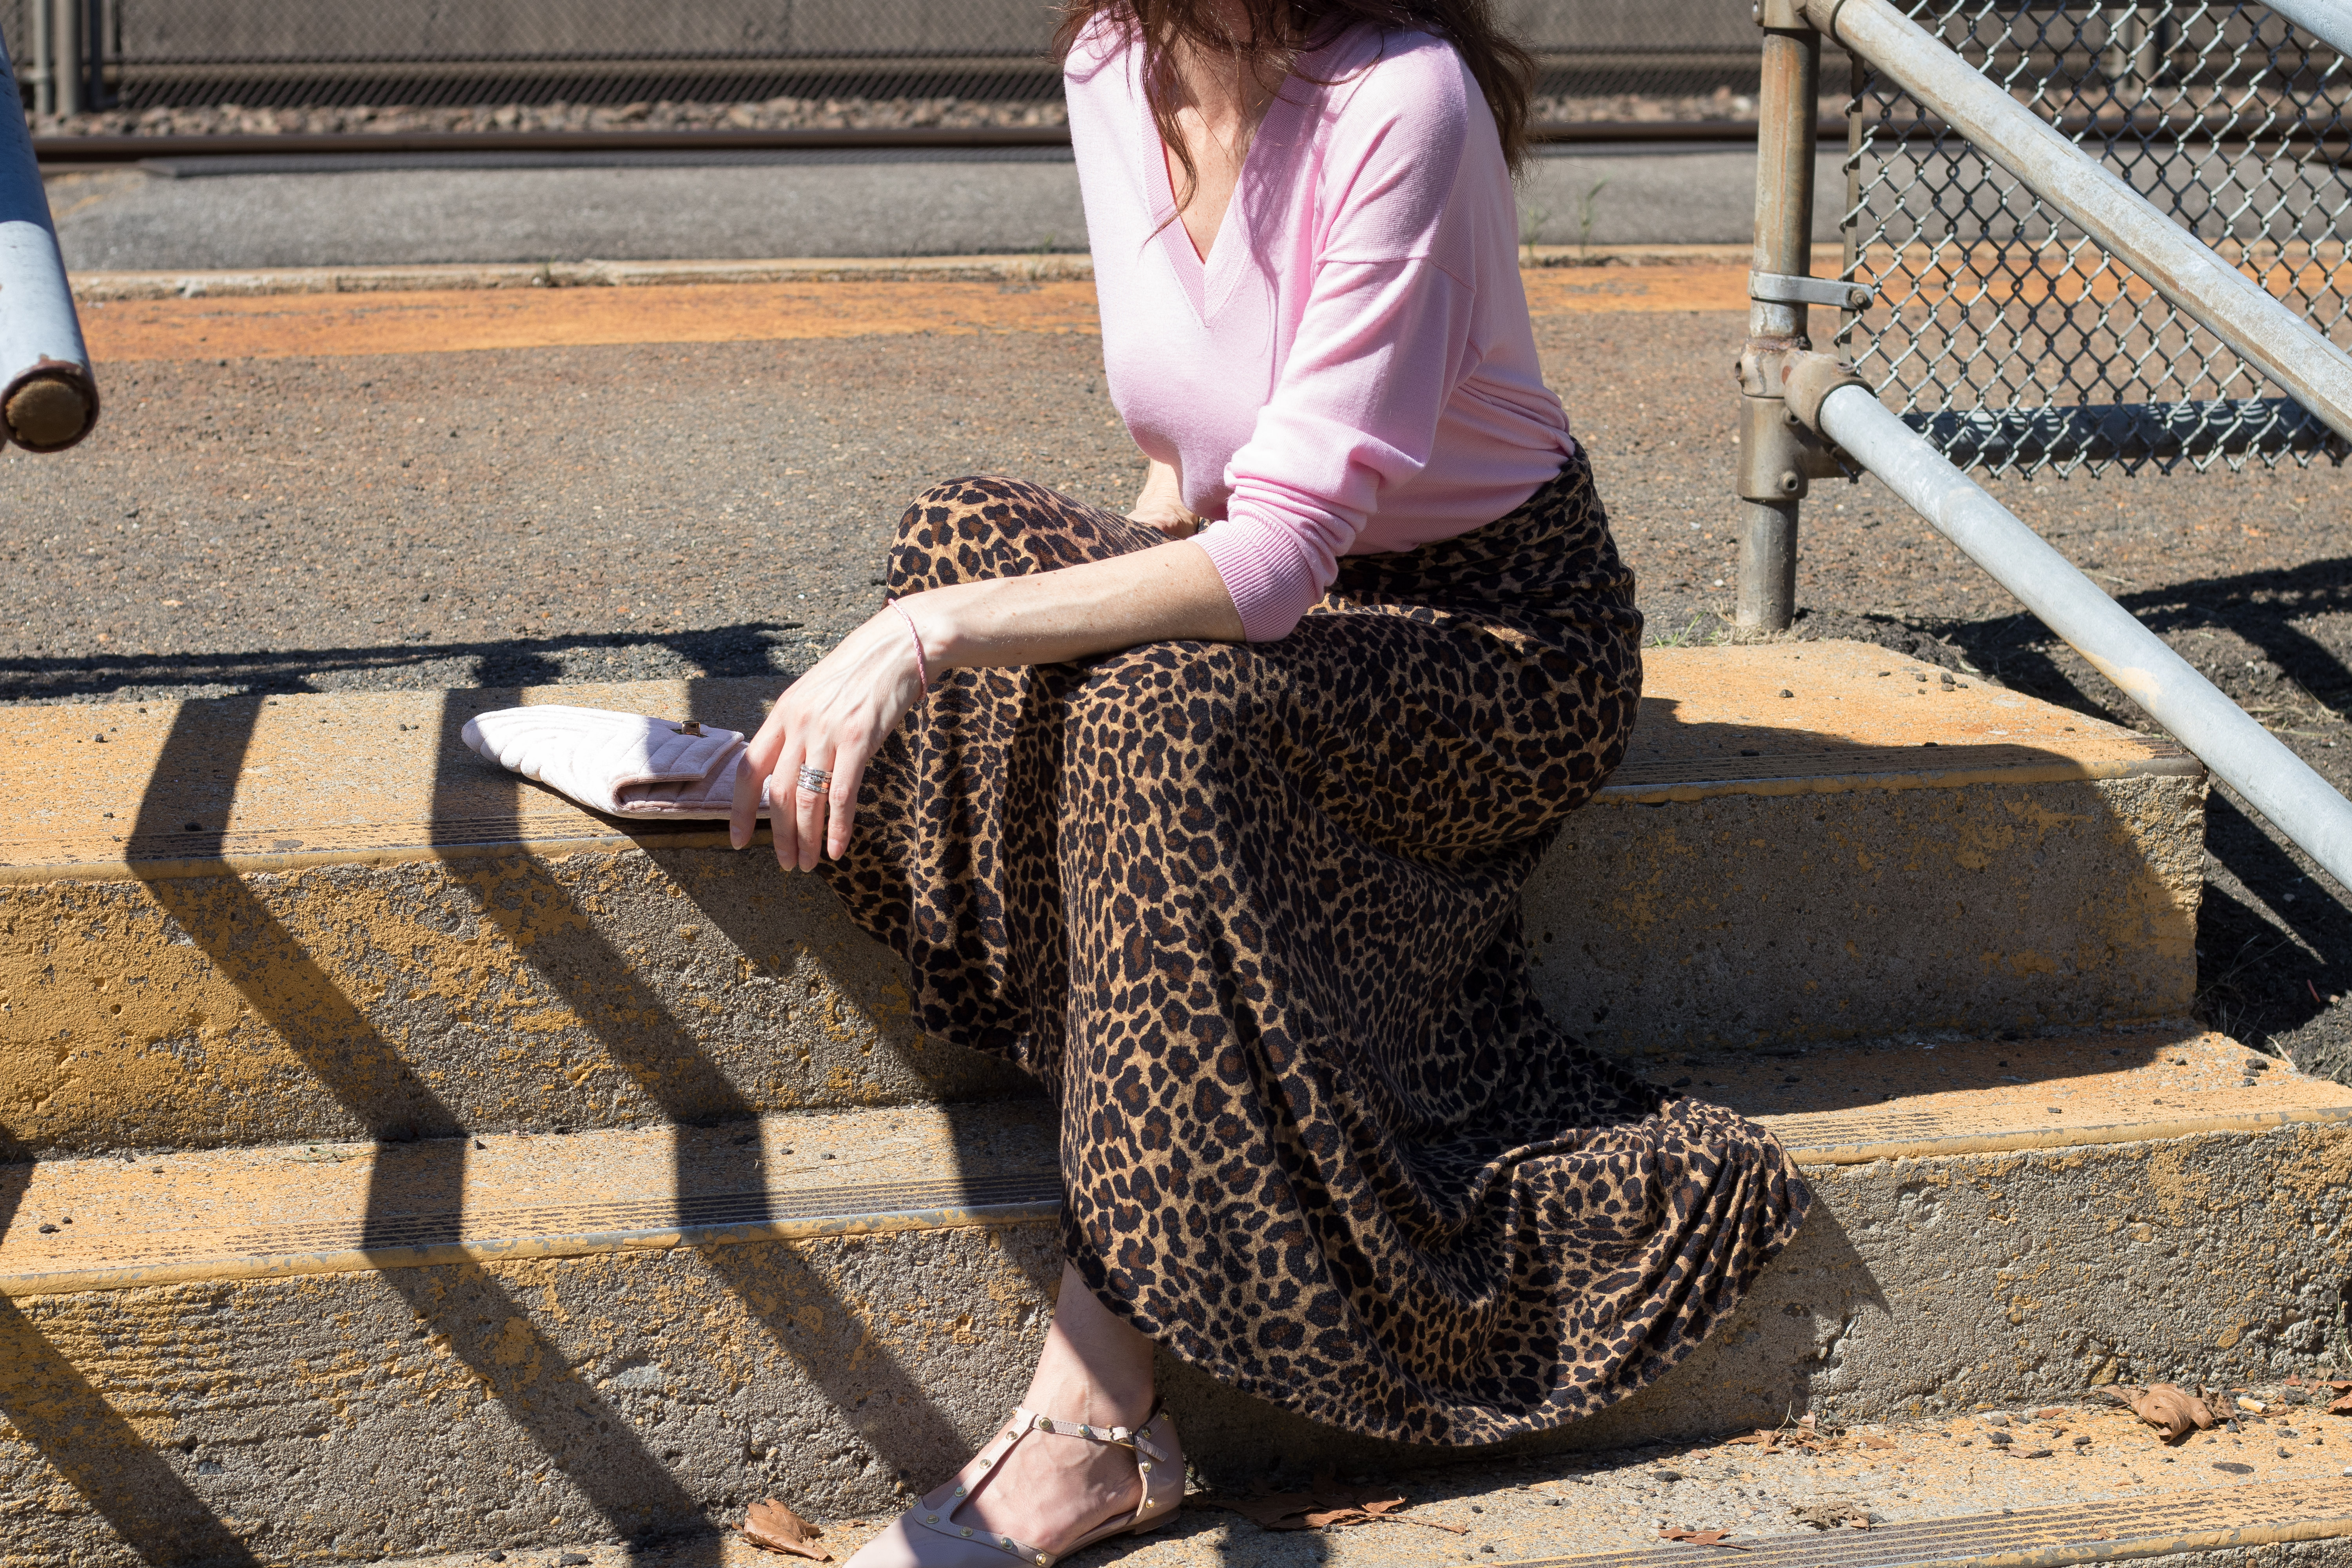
[{"x1": 4, "y1": 367, "x2": 99, "y2": 453}]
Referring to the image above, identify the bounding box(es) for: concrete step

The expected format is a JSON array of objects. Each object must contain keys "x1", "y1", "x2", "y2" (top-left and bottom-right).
[
  {"x1": 6, "y1": 1028, "x2": 2347, "y2": 1564},
  {"x1": 0, "y1": 640, "x2": 2203, "y2": 1154},
  {"x1": 340, "y1": 1411, "x2": 2352, "y2": 1568}
]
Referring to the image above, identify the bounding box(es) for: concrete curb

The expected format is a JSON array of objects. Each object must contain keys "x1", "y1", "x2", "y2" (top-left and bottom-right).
[{"x1": 64, "y1": 244, "x2": 1757, "y2": 301}]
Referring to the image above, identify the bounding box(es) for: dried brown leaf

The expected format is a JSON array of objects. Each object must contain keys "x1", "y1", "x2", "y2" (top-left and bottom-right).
[
  {"x1": 1204, "y1": 1492, "x2": 1321, "y2": 1529},
  {"x1": 742, "y1": 1499, "x2": 831, "y2": 1562},
  {"x1": 1660, "y1": 1526, "x2": 1749, "y2": 1550},
  {"x1": 1202, "y1": 1484, "x2": 1449, "y2": 1535},
  {"x1": 1300, "y1": 1508, "x2": 1367, "y2": 1529},
  {"x1": 2120, "y1": 1383, "x2": 2219, "y2": 1441}
]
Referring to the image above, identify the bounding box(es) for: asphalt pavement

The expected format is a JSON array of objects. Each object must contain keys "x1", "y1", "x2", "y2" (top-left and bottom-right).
[{"x1": 45, "y1": 144, "x2": 1841, "y2": 270}]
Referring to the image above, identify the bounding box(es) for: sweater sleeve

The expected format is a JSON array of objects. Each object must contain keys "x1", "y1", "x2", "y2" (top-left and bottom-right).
[
  {"x1": 1190, "y1": 48, "x2": 1481, "y2": 642},
  {"x1": 1192, "y1": 254, "x2": 1479, "y2": 639}
]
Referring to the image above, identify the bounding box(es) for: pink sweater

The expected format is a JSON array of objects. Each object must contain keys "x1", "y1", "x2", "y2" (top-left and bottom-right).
[{"x1": 1066, "y1": 22, "x2": 1576, "y2": 641}]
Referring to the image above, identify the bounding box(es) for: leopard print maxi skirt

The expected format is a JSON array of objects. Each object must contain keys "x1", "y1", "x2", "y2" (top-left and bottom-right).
[{"x1": 818, "y1": 450, "x2": 1810, "y2": 1445}]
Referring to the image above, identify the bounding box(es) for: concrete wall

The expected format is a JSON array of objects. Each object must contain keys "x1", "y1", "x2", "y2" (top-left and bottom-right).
[{"x1": 103, "y1": 0, "x2": 1761, "y2": 64}]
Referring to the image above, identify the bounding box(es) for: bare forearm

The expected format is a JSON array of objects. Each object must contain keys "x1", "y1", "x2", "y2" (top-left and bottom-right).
[{"x1": 905, "y1": 539, "x2": 1244, "y2": 669}]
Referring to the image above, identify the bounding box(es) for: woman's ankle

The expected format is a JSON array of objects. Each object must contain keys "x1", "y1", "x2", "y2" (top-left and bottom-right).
[{"x1": 1016, "y1": 1263, "x2": 1158, "y2": 1428}]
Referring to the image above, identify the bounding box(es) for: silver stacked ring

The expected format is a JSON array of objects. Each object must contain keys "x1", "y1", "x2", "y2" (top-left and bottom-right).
[{"x1": 796, "y1": 765, "x2": 832, "y2": 796}]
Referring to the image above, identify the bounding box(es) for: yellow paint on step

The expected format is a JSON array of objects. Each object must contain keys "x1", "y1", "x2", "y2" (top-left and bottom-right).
[
  {"x1": 0, "y1": 1100, "x2": 1062, "y2": 1297},
  {"x1": 0, "y1": 645, "x2": 2200, "y2": 1148},
  {"x1": 9, "y1": 1028, "x2": 2348, "y2": 1299}
]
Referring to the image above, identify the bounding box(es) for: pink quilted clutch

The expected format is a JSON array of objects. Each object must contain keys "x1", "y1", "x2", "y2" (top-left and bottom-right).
[{"x1": 459, "y1": 705, "x2": 765, "y2": 819}]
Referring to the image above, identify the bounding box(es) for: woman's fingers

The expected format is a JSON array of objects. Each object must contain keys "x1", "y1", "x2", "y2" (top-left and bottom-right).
[
  {"x1": 826, "y1": 743, "x2": 871, "y2": 862},
  {"x1": 730, "y1": 706, "x2": 790, "y2": 850},
  {"x1": 730, "y1": 604, "x2": 927, "y2": 868},
  {"x1": 791, "y1": 745, "x2": 833, "y2": 873},
  {"x1": 769, "y1": 737, "x2": 806, "y2": 872}
]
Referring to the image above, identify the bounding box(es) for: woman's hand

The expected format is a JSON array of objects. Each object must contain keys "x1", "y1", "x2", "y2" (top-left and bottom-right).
[
  {"x1": 729, "y1": 604, "x2": 927, "y2": 871},
  {"x1": 727, "y1": 540, "x2": 1243, "y2": 870},
  {"x1": 1129, "y1": 460, "x2": 1201, "y2": 539}
]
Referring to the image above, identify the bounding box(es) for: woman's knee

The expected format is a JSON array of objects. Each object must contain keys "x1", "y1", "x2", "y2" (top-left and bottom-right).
[
  {"x1": 887, "y1": 475, "x2": 1155, "y2": 594},
  {"x1": 889, "y1": 475, "x2": 1049, "y2": 593}
]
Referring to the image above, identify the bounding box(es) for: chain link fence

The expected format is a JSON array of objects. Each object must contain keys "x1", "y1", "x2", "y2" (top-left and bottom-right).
[
  {"x1": 1838, "y1": 0, "x2": 2351, "y2": 476},
  {"x1": 11, "y1": 1, "x2": 1778, "y2": 116}
]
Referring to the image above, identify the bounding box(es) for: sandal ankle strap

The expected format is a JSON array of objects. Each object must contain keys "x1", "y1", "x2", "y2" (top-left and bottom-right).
[
  {"x1": 909, "y1": 1403, "x2": 1181, "y2": 1566},
  {"x1": 1018, "y1": 1405, "x2": 1168, "y2": 1459}
]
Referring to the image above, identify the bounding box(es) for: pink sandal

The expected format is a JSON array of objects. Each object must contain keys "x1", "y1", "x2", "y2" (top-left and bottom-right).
[{"x1": 849, "y1": 1405, "x2": 1183, "y2": 1568}]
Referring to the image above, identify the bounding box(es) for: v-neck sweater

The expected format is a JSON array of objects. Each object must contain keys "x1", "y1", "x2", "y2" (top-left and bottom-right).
[{"x1": 1066, "y1": 22, "x2": 1576, "y2": 641}]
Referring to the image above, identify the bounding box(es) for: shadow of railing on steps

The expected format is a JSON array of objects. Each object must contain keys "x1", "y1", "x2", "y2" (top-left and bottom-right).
[
  {"x1": 0, "y1": 1131, "x2": 269, "y2": 1564},
  {"x1": 0, "y1": 619, "x2": 803, "y2": 705},
  {"x1": 104, "y1": 693, "x2": 730, "y2": 1559},
  {"x1": 0, "y1": 638, "x2": 2223, "y2": 1548},
  {"x1": 426, "y1": 674, "x2": 1011, "y2": 1512}
]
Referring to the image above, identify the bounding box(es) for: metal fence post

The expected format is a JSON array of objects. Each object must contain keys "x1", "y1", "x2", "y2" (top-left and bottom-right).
[
  {"x1": 1734, "y1": 0, "x2": 1824, "y2": 632},
  {"x1": 49, "y1": 0, "x2": 76, "y2": 117},
  {"x1": 27, "y1": 0, "x2": 53, "y2": 116}
]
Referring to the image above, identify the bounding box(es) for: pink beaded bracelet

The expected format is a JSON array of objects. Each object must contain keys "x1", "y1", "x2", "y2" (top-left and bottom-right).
[{"x1": 887, "y1": 599, "x2": 929, "y2": 698}]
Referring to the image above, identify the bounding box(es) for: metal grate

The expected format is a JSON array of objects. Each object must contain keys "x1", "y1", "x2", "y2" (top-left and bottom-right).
[
  {"x1": 1838, "y1": 0, "x2": 2352, "y2": 476},
  {"x1": 9, "y1": 1, "x2": 1785, "y2": 116}
]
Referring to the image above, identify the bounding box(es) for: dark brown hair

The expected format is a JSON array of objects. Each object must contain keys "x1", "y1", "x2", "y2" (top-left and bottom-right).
[{"x1": 1055, "y1": 1, "x2": 1536, "y2": 204}]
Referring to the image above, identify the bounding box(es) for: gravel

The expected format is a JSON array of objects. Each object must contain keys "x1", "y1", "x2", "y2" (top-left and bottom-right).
[
  {"x1": 3, "y1": 300, "x2": 2344, "y2": 1076},
  {"x1": 29, "y1": 89, "x2": 1759, "y2": 140}
]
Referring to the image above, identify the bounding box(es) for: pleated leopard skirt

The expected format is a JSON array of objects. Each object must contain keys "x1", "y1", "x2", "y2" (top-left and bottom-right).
[{"x1": 817, "y1": 448, "x2": 1810, "y2": 1445}]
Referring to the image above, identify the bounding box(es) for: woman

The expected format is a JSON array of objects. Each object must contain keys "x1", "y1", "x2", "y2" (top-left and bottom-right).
[{"x1": 728, "y1": 2, "x2": 1809, "y2": 1562}]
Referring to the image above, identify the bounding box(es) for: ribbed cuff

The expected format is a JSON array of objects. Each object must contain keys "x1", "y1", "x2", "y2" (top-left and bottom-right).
[{"x1": 1192, "y1": 520, "x2": 1325, "y2": 642}]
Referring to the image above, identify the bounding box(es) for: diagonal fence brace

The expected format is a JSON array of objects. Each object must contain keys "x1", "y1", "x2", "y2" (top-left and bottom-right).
[{"x1": 1779, "y1": 348, "x2": 2352, "y2": 895}]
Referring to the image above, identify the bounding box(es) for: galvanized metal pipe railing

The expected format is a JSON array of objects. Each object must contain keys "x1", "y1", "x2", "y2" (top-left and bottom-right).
[
  {"x1": 0, "y1": 31, "x2": 98, "y2": 451},
  {"x1": 1818, "y1": 373, "x2": 2352, "y2": 888},
  {"x1": 1773, "y1": 352, "x2": 2352, "y2": 890},
  {"x1": 2265, "y1": 0, "x2": 2352, "y2": 59},
  {"x1": 1804, "y1": 0, "x2": 2352, "y2": 450},
  {"x1": 48, "y1": 0, "x2": 77, "y2": 118}
]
